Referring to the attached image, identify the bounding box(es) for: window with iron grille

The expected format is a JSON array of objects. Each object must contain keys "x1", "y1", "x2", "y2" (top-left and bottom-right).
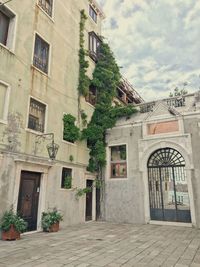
[
  {"x1": 33, "y1": 34, "x2": 49, "y2": 74},
  {"x1": 110, "y1": 145, "x2": 127, "y2": 178},
  {"x1": 38, "y1": 0, "x2": 53, "y2": 17},
  {"x1": 61, "y1": 168, "x2": 72, "y2": 189},
  {"x1": 88, "y1": 32, "x2": 100, "y2": 62},
  {"x1": 89, "y1": 5, "x2": 97, "y2": 23},
  {"x1": 0, "y1": 6, "x2": 16, "y2": 49},
  {"x1": 28, "y1": 98, "x2": 46, "y2": 133}
]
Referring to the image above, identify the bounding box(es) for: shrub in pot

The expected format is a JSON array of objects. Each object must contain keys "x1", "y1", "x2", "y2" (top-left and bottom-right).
[
  {"x1": 42, "y1": 208, "x2": 63, "y2": 232},
  {"x1": 0, "y1": 209, "x2": 27, "y2": 241}
]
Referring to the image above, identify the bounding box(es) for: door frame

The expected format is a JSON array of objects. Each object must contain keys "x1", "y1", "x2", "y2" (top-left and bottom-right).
[
  {"x1": 13, "y1": 161, "x2": 49, "y2": 231},
  {"x1": 139, "y1": 140, "x2": 196, "y2": 227},
  {"x1": 84, "y1": 175, "x2": 96, "y2": 222}
]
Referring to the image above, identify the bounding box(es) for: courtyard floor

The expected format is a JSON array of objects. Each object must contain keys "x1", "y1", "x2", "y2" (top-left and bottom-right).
[{"x1": 0, "y1": 222, "x2": 200, "y2": 267}]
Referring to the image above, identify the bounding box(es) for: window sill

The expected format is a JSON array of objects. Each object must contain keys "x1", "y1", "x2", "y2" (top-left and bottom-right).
[
  {"x1": 0, "y1": 119, "x2": 8, "y2": 125},
  {"x1": 62, "y1": 140, "x2": 77, "y2": 147},
  {"x1": 0, "y1": 43, "x2": 15, "y2": 55},
  {"x1": 85, "y1": 101, "x2": 95, "y2": 109},
  {"x1": 110, "y1": 177, "x2": 128, "y2": 180},
  {"x1": 25, "y1": 128, "x2": 45, "y2": 135},
  {"x1": 36, "y1": 4, "x2": 55, "y2": 23},
  {"x1": 59, "y1": 188, "x2": 73, "y2": 191},
  {"x1": 31, "y1": 65, "x2": 49, "y2": 78}
]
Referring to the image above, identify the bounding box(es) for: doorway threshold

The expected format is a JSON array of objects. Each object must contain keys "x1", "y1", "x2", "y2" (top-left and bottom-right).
[
  {"x1": 21, "y1": 229, "x2": 42, "y2": 236},
  {"x1": 149, "y1": 220, "x2": 192, "y2": 227}
]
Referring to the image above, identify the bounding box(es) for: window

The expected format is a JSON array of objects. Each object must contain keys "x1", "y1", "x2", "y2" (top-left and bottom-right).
[
  {"x1": 28, "y1": 98, "x2": 46, "y2": 132},
  {"x1": 0, "y1": 81, "x2": 10, "y2": 122},
  {"x1": 89, "y1": 5, "x2": 97, "y2": 23},
  {"x1": 38, "y1": 0, "x2": 53, "y2": 17},
  {"x1": 110, "y1": 145, "x2": 127, "y2": 178},
  {"x1": 85, "y1": 85, "x2": 97, "y2": 106},
  {"x1": 33, "y1": 34, "x2": 50, "y2": 74},
  {"x1": 88, "y1": 31, "x2": 100, "y2": 62},
  {"x1": 61, "y1": 168, "x2": 72, "y2": 189},
  {"x1": 0, "y1": 6, "x2": 16, "y2": 50}
]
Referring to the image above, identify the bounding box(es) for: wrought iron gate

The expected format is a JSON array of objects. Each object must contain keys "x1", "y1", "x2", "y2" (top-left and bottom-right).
[{"x1": 148, "y1": 148, "x2": 191, "y2": 223}]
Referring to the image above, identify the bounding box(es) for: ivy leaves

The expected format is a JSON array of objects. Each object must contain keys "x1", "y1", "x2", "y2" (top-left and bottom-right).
[{"x1": 63, "y1": 114, "x2": 80, "y2": 143}]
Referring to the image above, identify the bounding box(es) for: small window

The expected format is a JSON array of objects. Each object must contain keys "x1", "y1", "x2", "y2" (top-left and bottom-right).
[
  {"x1": 0, "y1": 6, "x2": 16, "y2": 50},
  {"x1": 28, "y1": 98, "x2": 46, "y2": 132},
  {"x1": 89, "y1": 5, "x2": 97, "y2": 23},
  {"x1": 38, "y1": 0, "x2": 53, "y2": 17},
  {"x1": 110, "y1": 145, "x2": 127, "y2": 178},
  {"x1": 33, "y1": 34, "x2": 50, "y2": 74},
  {"x1": 85, "y1": 85, "x2": 97, "y2": 106},
  {"x1": 88, "y1": 31, "x2": 100, "y2": 62},
  {"x1": 0, "y1": 81, "x2": 10, "y2": 122},
  {"x1": 61, "y1": 168, "x2": 72, "y2": 189}
]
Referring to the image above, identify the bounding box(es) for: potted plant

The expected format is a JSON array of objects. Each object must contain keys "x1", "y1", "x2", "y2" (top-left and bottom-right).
[
  {"x1": 41, "y1": 208, "x2": 63, "y2": 232},
  {"x1": 0, "y1": 209, "x2": 27, "y2": 241}
]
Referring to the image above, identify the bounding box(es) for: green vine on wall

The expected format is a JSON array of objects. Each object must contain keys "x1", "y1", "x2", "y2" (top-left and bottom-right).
[
  {"x1": 78, "y1": 10, "x2": 90, "y2": 97},
  {"x1": 63, "y1": 114, "x2": 80, "y2": 143},
  {"x1": 81, "y1": 41, "x2": 137, "y2": 173},
  {"x1": 77, "y1": 9, "x2": 137, "y2": 173}
]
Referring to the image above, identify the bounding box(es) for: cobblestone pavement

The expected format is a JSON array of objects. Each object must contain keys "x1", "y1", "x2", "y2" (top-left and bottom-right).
[{"x1": 0, "y1": 222, "x2": 200, "y2": 267}]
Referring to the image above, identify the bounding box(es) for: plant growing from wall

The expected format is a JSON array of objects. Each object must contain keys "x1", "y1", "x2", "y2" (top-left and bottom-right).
[
  {"x1": 64, "y1": 176, "x2": 72, "y2": 189},
  {"x1": 80, "y1": 110, "x2": 88, "y2": 127},
  {"x1": 63, "y1": 114, "x2": 80, "y2": 143},
  {"x1": 75, "y1": 179, "x2": 103, "y2": 199},
  {"x1": 81, "y1": 41, "x2": 137, "y2": 173},
  {"x1": 78, "y1": 10, "x2": 90, "y2": 97}
]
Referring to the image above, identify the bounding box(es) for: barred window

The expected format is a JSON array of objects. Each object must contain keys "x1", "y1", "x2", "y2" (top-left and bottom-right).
[
  {"x1": 110, "y1": 145, "x2": 127, "y2": 178},
  {"x1": 61, "y1": 168, "x2": 72, "y2": 189},
  {"x1": 38, "y1": 0, "x2": 53, "y2": 17},
  {"x1": 33, "y1": 34, "x2": 49, "y2": 74},
  {"x1": 28, "y1": 98, "x2": 46, "y2": 133}
]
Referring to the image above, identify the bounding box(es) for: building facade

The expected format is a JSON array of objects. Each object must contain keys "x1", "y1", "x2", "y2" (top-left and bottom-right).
[
  {"x1": 0, "y1": 0, "x2": 105, "y2": 232},
  {"x1": 104, "y1": 92, "x2": 200, "y2": 228}
]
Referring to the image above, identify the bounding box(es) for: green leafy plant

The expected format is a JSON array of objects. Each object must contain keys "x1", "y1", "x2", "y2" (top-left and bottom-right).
[
  {"x1": 64, "y1": 176, "x2": 72, "y2": 189},
  {"x1": 81, "y1": 110, "x2": 88, "y2": 127},
  {"x1": 75, "y1": 179, "x2": 103, "y2": 199},
  {"x1": 75, "y1": 187, "x2": 92, "y2": 198},
  {"x1": 69, "y1": 155, "x2": 74, "y2": 162},
  {"x1": 63, "y1": 114, "x2": 80, "y2": 143},
  {"x1": 78, "y1": 10, "x2": 90, "y2": 96},
  {"x1": 81, "y1": 41, "x2": 137, "y2": 173},
  {"x1": 0, "y1": 209, "x2": 27, "y2": 233},
  {"x1": 41, "y1": 208, "x2": 63, "y2": 231}
]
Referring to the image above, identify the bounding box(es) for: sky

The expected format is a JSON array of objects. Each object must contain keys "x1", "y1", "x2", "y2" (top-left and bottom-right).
[{"x1": 97, "y1": 0, "x2": 200, "y2": 101}]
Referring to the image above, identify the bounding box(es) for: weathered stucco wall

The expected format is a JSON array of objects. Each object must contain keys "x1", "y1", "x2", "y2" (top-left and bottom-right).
[{"x1": 0, "y1": 0, "x2": 103, "y2": 228}]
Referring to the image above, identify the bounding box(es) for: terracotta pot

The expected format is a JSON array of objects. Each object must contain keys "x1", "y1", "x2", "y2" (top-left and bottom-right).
[
  {"x1": 49, "y1": 222, "x2": 59, "y2": 232},
  {"x1": 2, "y1": 225, "x2": 20, "y2": 241}
]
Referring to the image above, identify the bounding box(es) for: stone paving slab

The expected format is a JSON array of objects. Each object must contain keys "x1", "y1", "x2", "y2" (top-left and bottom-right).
[{"x1": 0, "y1": 222, "x2": 200, "y2": 267}]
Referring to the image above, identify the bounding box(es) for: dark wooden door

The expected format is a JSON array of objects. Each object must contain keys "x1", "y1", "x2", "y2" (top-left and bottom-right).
[
  {"x1": 17, "y1": 171, "x2": 41, "y2": 231},
  {"x1": 85, "y1": 180, "x2": 93, "y2": 221}
]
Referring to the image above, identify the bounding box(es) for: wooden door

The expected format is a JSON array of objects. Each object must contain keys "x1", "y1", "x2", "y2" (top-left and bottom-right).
[
  {"x1": 17, "y1": 171, "x2": 41, "y2": 231},
  {"x1": 85, "y1": 180, "x2": 93, "y2": 221}
]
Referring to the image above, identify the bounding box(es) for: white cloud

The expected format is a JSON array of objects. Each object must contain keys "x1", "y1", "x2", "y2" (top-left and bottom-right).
[{"x1": 97, "y1": 0, "x2": 200, "y2": 101}]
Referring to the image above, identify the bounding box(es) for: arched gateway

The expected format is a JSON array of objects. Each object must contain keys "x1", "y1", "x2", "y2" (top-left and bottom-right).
[{"x1": 147, "y1": 147, "x2": 191, "y2": 223}]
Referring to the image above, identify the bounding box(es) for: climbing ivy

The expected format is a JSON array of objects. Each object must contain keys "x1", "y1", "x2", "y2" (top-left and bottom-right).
[
  {"x1": 82, "y1": 41, "x2": 137, "y2": 172},
  {"x1": 63, "y1": 114, "x2": 80, "y2": 143},
  {"x1": 78, "y1": 10, "x2": 90, "y2": 96}
]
